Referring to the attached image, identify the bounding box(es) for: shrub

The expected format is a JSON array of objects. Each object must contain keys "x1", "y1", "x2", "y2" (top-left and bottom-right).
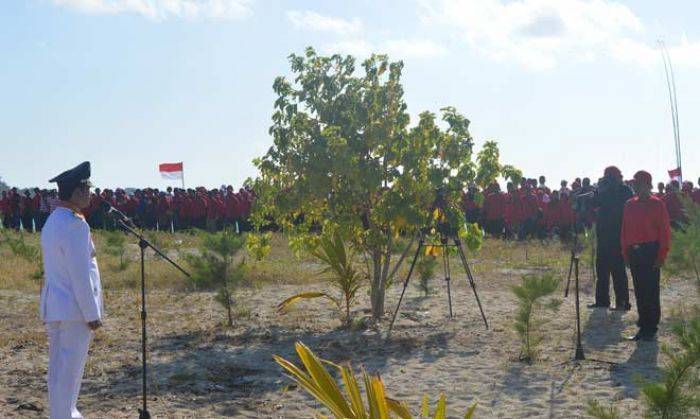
[
  {"x1": 417, "y1": 254, "x2": 438, "y2": 297},
  {"x1": 246, "y1": 231, "x2": 271, "y2": 261},
  {"x1": 511, "y1": 273, "x2": 561, "y2": 363},
  {"x1": 102, "y1": 230, "x2": 129, "y2": 271},
  {"x1": 278, "y1": 230, "x2": 362, "y2": 325},
  {"x1": 185, "y1": 230, "x2": 246, "y2": 327}
]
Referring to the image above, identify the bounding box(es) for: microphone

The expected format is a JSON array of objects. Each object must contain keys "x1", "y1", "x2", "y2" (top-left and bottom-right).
[{"x1": 100, "y1": 199, "x2": 136, "y2": 228}]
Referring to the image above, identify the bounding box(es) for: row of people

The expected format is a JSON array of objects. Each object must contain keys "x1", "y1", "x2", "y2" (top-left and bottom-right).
[
  {"x1": 462, "y1": 175, "x2": 699, "y2": 241},
  {"x1": 0, "y1": 185, "x2": 256, "y2": 233}
]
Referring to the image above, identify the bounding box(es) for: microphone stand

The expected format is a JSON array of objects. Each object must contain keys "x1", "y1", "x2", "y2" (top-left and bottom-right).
[{"x1": 111, "y1": 210, "x2": 190, "y2": 419}]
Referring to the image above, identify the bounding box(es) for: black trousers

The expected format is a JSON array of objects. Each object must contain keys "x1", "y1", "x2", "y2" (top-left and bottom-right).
[
  {"x1": 629, "y1": 242, "x2": 661, "y2": 335},
  {"x1": 483, "y1": 218, "x2": 504, "y2": 237},
  {"x1": 595, "y1": 242, "x2": 629, "y2": 307}
]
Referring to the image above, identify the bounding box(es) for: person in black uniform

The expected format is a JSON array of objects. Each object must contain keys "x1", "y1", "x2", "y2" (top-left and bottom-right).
[{"x1": 587, "y1": 166, "x2": 634, "y2": 311}]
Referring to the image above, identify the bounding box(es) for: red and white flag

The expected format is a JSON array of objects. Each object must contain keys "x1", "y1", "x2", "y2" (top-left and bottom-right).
[
  {"x1": 668, "y1": 167, "x2": 682, "y2": 180},
  {"x1": 159, "y1": 162, "x2": 184, "y2": 180}
]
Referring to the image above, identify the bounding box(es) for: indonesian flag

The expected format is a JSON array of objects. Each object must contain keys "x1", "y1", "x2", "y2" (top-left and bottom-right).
[
  {"x1": 668, "y1": 167, "x2": 682, "y2": 180},
  {"x1": 159, "y1": 162, "x2": 184, "y2": 180}
]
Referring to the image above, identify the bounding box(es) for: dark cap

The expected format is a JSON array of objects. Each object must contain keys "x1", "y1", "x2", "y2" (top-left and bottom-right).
[{"x1": 49, "y1": 162, "x2": 92, "y2": 199}]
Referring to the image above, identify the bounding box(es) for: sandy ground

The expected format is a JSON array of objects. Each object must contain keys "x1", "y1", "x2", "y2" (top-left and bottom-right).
[{"x1": 1, "y1": 257, "x2": 695, "y2": 418}]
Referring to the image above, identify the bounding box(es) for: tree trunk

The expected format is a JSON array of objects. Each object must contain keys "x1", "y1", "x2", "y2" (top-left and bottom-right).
[{"x1": 370, "y1": 249, "x2": 385, "y2": 320}]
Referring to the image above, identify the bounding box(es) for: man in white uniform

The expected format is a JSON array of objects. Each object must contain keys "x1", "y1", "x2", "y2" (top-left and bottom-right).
[{"x1": 40, "y1": 161, "x2": 103, "y2": 419}]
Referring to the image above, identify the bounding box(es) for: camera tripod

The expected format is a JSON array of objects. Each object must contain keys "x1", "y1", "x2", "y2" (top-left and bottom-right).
[
  {"x1": 388, "y1": 228, "x2": 489, "y2": 334},
  {"x1": 564, "y1": 212, "x2": 582, "y2": 298}
]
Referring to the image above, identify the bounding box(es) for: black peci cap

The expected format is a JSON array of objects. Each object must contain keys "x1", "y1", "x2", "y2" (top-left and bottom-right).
[{"x1": 49, "y1": 161, "x2": 92, "y2": 198}]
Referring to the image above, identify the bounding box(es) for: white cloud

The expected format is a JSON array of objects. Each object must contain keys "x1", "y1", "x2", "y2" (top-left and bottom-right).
[
  {"x1": 383, "y1": 39, "x2": 447, "y2": 58},
  {"x1": 419, "y1": 0, "x2": 700, "y2": 70},
  {"x1": 50, "y1": 0, "x2": 253, "y2": 20},
  {"x1": 323, "y1": 39, "x2": 373, "y2": 57},
  {"x1": 323, "y1": 38, "x2": 447, "y2": 59},
  {"x1": 287, "y1": 10, "x2": 362, "y2": 35}
]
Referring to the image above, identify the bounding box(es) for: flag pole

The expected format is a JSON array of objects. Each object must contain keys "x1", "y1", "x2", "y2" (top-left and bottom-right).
[
  {"x1": 659, "y1": 40, "x2": 682, "y2": 182},
  {"x1": 181, "y1": 162, "x2": 185, "y2": 189}
]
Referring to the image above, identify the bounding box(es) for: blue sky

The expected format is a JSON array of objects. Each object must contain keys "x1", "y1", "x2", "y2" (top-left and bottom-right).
[{"x1": 1, "y1": 0, "x2": 698, "y2": 189}]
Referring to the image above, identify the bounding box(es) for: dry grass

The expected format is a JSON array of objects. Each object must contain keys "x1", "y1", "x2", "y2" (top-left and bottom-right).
[{"x1": 2, "y1": 229, "x2": 696, "y2": 417}]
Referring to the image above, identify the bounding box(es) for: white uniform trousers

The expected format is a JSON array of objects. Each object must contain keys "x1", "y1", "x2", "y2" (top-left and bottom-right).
[{"x1": 46, "y1": 321, "x2": 94, "y2": 419}]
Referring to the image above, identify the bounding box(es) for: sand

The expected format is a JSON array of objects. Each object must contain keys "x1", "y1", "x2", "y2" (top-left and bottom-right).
[{"x1": 1, "y1": 257, "x2": 695, "y2": 418}]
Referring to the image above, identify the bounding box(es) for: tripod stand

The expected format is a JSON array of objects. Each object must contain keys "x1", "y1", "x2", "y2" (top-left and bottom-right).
[
  {"x1": 114, "y1": 217, "x2": 191, "y2": 419},
  {"x1": 388, "y1": 228, "x2": 488, "y2": 334},
  {"x1": 564, "y1": 212, "x2": 581, "y2": 298}
]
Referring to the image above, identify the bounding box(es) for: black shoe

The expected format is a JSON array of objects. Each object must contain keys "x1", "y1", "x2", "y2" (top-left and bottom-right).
[
  {"x1": 588, "y1": 303, "x2": 610, "y2": 309},
  {"x1": 626, "y1": 333, "x2": 642, "y2": 341}
]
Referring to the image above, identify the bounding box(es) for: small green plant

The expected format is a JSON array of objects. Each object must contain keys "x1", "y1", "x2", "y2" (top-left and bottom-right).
[
  {"x1": 639, "y1": 315, "x2": 700, "y2": 418},
  {"x1": 103, "y1": 230, "x2": 129, "y2": 271},
  {"x1": 246, "y1": 231, "x2": 272, "y2": 261},
  {"x1": 511, "y1": 273, "x2": 561, "y2": 363},
  {"x1": 186, "y1": 230, "x2": 246, "y2": 327},
  {"x1": 274, "y1": 341, "x2": 478, "y2": 419},
  {"x1": 278, "y1": 230, "x2": 362, "y2": 325},
  {"x1": 585, "y1": 400, "x2": 622, "y2": 419},
  {"x1": 416, "y1": 254, "x2": 438, "y2": 297}
]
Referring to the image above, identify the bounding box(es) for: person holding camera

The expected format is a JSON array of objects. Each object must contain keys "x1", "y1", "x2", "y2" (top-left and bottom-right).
[{"x1": 588, "y1": 166, "x2": 634, "y2": 310}]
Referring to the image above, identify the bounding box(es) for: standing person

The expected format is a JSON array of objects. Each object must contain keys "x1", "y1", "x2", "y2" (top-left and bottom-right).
[
  {"x1": 21, "y1": 190, "x2": 36, "y2": 232},
  {"x1": 588, "y1": 166, "x2": 634, "y2": 310},
  {"x1": 481, "y1": 183, "x2": 506, "y2": 237},
  {"x1": 9, "y1": 188, "x2": 22, "y2": 230},
  {"x1": 461, "y1": 184, "x2": 481, "y2": 224},
  {"x1": 38, "y1": 190, "x2": 51, "y2": 231},
  {"x1": 40, "y1": 162, "x2": 103, "y2": 418},
  {"x1": 662, "y1": 180, "x2": 686, "y2": 229},
  {"x1": 0, "y1": 191, "x2": 9, "y2": 229},
  {"x1": 655, "y1": 182, "x2": 665, "y2": 198},
  {"x1": 621, "y1": 170, "x2": 671, "y2": 341}
]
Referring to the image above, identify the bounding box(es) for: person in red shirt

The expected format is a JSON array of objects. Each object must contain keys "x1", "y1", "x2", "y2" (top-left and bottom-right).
[
  {"x1": 655, "y1": 182, "x2": 665, "y2": 198},
  {"x1": 620, "y1": 170, "x2": 672, "y2": 341},
  {"x1": 504, "y1": 182, "x2": 522, "y2": 239},
  {"x1": 481, "y1": 183, "x2": 506, "y2": 238},
  {"x1": 461, "y1": 184, "x2": 481, "y2": 224},
  {"x1": 545, "y1": 191, "x2": 574, "y2": 241},
  {"x1": 519, "y1": 183, "x2": 539, "y2": 240},
  {"x1": 662, "y1": 180, "x2": 686, "y2": 229}
]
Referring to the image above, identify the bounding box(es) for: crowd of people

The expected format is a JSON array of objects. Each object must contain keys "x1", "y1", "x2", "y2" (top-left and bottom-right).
[
  {"x1": 1, "y1": 174, "x2": 698, "y2": 237},
  {"x1": 461, "y1": 174, "x2": 700, "y2": 241},
  {"x1": 0, "y1": 185, "x2": 256, "y2": 233}
]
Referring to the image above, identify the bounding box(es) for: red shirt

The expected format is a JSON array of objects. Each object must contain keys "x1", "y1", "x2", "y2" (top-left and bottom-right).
[
  {"x1": 545, "y1": 200, "x2": 573, "y2": 229},
  {"x1": 482, "y1": 192, "x2": 505, "y2": 220},
  {"x1": 520, "y1": 192, "x2": 539, "y2": 219},
  {"x1": 620, "y1": 195, "x2": 671, "y2": 263},
  {"x1": 504, "y1": 192, "x2": 522, "y2": 225}
]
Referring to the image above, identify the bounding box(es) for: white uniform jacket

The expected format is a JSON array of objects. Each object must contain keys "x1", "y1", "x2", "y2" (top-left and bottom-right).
[{"x1": 40, "y1": 207, "x2": 103, "y2": 322}]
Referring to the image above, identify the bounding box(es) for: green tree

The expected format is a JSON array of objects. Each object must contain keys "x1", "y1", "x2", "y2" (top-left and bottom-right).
[
  {"x1": 185, "y1": 230, "x2": 246, "y2": 327},
  {"x1": 253, "y1": 47, "x2": 513, "y2": 319},
  {"x1": 0, "y1": 177, "x2": 8, "y2": 192}
]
